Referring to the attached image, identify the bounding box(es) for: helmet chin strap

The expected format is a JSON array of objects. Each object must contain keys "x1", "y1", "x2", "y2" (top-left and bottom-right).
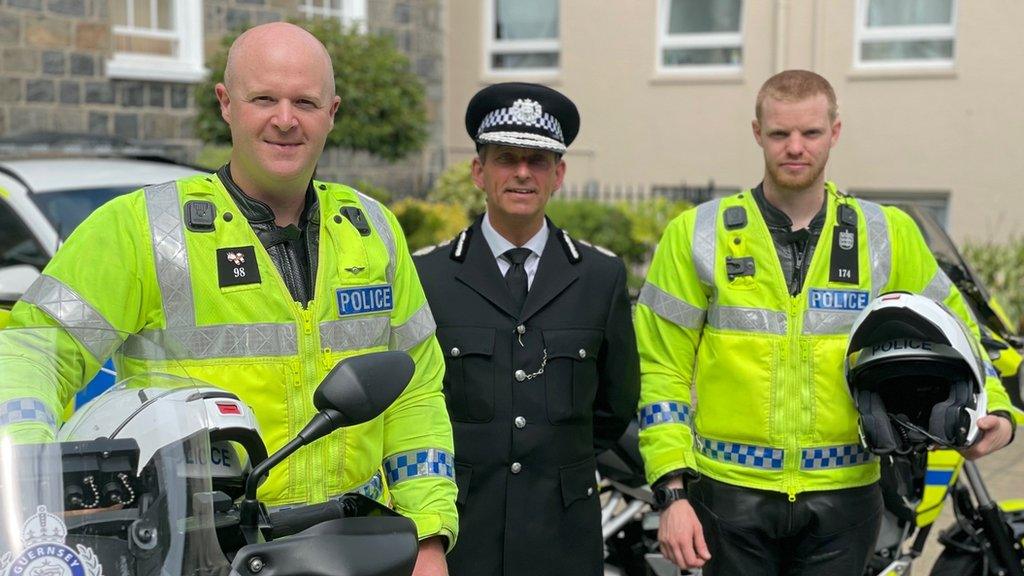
[{"x1": 889, "y1": 413, "x2": 952, "y2": 452}]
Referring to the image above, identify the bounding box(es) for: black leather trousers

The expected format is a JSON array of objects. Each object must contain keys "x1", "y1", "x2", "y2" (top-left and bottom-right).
[{"x1": 689, "y1": 476, "x2": 883, "y2": 576}]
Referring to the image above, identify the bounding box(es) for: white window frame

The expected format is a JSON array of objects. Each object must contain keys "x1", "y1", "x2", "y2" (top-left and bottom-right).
[
  {"x1": 854, "y1": 0, "x2": 957, "y2": 70},
  {"x1": 656, "y1": 0, "x2": 744, "y2": 76},
  {"x1": 483, "y1": 0, "x2": 560, "y2": 77},
  {"x1": 298, "y1": 0, "x2": 367, "y2": 32},
  {"x1": 106, "y1": 0, "x2": 205, "y2": 83}
]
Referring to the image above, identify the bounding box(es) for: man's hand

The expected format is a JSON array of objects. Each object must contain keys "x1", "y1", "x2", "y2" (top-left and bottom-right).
[
  {"x1": 412, "y1": 536, "x2": 448, "y2": 576},
  {"x1": 658, "y1": 498, "x2": 711, "y2": 569},
  {"x1": 960, "y1": 414, "x2": 1013, "y2": 460}
]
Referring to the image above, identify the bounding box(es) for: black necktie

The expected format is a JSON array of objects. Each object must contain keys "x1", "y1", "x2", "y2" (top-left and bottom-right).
[{"x1": 503, "y1": 248, "x2": 531, "y2": 313}]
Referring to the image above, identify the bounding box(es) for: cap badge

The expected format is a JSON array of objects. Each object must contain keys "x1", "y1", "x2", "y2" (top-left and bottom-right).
[{"x1": 511, "y1": 99, "x2": 543, "y2": 124}]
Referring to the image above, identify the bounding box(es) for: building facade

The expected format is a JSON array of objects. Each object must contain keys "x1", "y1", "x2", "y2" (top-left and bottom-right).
[
  {"x1": 446, "y1": 0, "x2": 1024, "y2": 242},
  {"x1": 0, "y1": 0, "x2": 444, "y2": 194}
]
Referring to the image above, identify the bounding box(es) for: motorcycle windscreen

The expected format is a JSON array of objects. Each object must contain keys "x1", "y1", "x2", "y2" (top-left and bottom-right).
[{"x1": 0, "y1": 327, "x2": 231, "y2": 576}]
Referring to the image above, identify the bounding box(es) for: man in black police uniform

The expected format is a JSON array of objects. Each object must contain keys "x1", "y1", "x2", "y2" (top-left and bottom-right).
[{"x1": 414, "y1": 82, "x2": 640, "y2": 576}]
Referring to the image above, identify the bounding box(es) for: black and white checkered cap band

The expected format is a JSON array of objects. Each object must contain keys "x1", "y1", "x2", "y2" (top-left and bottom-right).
[{"x1": 477, "y1": 106, "x2": 565, "y2": 152}]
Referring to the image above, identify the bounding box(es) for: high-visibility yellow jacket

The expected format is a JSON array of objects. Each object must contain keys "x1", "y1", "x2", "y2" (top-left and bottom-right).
[
  {"x1": 636, "y1": 183, "x2": 1016, "y2": 498},
  {"x1": 0, "y1": 174, "x2": 458, "y2": 545}
]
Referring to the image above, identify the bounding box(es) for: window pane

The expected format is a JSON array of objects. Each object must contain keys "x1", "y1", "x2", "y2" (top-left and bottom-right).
[
  {"x1": 492, "y1": 52, "x2": 559, "y2": 69},
  {"x1": 0, "y1": 203, "x2": 48, "y2": 270},
  {"x1": 663, "y1": 47, "x2": 741, "y2": 66},
  {"x1": 867, "y1": 0, "x2": 953, "y2": 27},
  {"x1": 157, "y1": 0, "x2": 173, "y2": 31},
  {"x1": 668, "y1": 0, "x2": 742, "y2": 34},
  {"x1": 861, "y1": 39, "x2": 953, "y2": 61},
  {"x1": 115, "y1": 34, "x2": 175, "y2": 55},
  {"x1": 494, "y1": 0, "x2": 558, "y2": 40}
]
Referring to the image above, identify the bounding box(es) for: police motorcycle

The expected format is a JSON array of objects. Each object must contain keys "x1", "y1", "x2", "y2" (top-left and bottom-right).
[
  {"x1": 846, "y1": 293, "x2": 1024, "y2": 576},
  {"x1": 0, "y1": 327, "x2": 419, "y2": 576}
]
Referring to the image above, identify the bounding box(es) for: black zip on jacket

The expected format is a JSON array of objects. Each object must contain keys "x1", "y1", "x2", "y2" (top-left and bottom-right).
[{"x1": 217, "y1": 165, "x2": 319, "y2": 306}]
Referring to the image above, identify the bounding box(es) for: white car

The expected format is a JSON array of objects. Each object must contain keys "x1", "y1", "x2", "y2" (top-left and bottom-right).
[{"x1": 0, "y1": 157, "x2": 204, "y2": 302}]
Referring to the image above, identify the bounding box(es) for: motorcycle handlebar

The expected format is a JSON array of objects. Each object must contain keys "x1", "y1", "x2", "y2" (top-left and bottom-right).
[{"x1": 268, "y1": 500, "x2": 350, "y2": 539}]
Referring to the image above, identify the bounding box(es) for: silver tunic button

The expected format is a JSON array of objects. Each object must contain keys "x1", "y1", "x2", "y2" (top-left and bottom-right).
[
  {"x1": 514, "y1": 416, "x2": 526, "y2": 429},
  {"x1": 511, "y1": 462, "x2": 522, "y2": 474},
  {"x1": 514, "y1": 369, "x2": 526, "y2": 382},
  {"x1": 450, "y1": 347, "x2": 461, "y2": 357},
  {"x1": 516, "y1": 324, "x2": 526, "y2": 334},
  {"x1": 587, "y1": 487, "x2": 594, "y2": 496},
  {"x1": 578, "y1": 348, "x2": 587, "y2": 359}
]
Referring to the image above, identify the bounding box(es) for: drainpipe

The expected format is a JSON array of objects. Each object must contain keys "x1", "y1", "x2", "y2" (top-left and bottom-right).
[{"x1": 774, "y1": 0, "x2": 789, "y2": 73}]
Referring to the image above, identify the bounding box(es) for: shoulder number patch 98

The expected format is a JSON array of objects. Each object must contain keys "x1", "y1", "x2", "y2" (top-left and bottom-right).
[
  {"x1": 337, "y1": 285, "x2": 393, "y2": 316},
  {"x1": 808, "y1": 288, "x2": 869, "y2": 311}
]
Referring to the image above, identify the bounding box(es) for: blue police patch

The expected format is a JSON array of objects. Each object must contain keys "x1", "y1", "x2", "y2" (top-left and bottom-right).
[
  {"x1": 336, "y1": 285, "x2": 393, "y2": 316},
  {"x1": 808, "y1": 288, "x2": 869, "y2": 311}
]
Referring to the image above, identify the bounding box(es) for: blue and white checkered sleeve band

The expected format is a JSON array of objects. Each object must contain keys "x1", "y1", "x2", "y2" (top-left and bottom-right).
[
  {"x1": 800, "y1": 443, "x2": 875, "y2": 470},
  {"x1": 0, "y1": 398, "x2": 56, "y2": 428},
  {"x1": 383, "y1": 448, "x2": 455, "y2": 486},
  {"x1": 985, "y1": 361, "x2": 999, "y2": 378},
  {"x1": 638, "y1": 401, "x2": 691, "y2": 430}
]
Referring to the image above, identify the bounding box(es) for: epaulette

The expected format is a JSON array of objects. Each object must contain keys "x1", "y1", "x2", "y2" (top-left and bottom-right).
[
  {"x1": 557, "y1": 229, "x2": 583, "y2": 264},
  {"x1": 576, "y1": 238, "x2": 617, "y2": 258},
  {"x1": 412, "y1": 240, "x2": 451, "y2": 257},
  {"x1": 449, "y1": 226, "x2": 473, "y2": 262}
]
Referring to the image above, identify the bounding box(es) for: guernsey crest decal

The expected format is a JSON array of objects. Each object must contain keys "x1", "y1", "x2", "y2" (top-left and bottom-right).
[{"x1": 0, "y1": 506, "x2": 104, "y2": 576}]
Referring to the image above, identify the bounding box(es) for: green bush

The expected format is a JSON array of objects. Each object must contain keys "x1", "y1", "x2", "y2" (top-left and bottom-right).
[
  {"x1": 195, "y1": 19, "x2": 428, "y2": 161},
  {"x1": 962, "y1": 239, "x2": 1024, "y2": 329},
  {"x1": 546, "y1": 198, "x2": 691, "y2": 290},
  {"x1": 392, "y1": 199, "x2": 469, "y2": 252},
  {"x1": 427, "y1": 160, "x2": 485, "y2": 219},
  {"x1": 353, "y1": 179, "x2": 392, "y2": 205}
]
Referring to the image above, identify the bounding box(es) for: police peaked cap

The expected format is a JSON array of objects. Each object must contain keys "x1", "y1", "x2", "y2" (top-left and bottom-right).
[{"x1": 465, "y1": 82, "x2": 580, "y2": 154}]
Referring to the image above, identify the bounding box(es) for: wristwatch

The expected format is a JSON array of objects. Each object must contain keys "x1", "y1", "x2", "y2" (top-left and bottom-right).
[{"x1": 652, "y1": 484, "x2": 688, "y2": 511}]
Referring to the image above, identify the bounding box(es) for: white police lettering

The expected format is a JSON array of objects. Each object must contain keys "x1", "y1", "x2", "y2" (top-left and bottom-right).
[
  {"x1": 808, "y1": 289, "x2": 869, "y2": 311},
  {"x1": 336, "y1": 285, "x2": 395, "y2": 317},
  {"x1": 871, "y1": 339, "x2": 934, "y2": 354}
]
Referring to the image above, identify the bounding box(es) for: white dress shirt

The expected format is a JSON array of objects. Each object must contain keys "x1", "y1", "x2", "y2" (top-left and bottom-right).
[{"x1": 481, "y1": 213, "x2": 548, "y2": 289}]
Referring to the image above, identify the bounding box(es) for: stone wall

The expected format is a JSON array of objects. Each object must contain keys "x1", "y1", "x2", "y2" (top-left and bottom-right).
[{"x1": 0, "y1": 0, "x2": 445, "y2": 195}]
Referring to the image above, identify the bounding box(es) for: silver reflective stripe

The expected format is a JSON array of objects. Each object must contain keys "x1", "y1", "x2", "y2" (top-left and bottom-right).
[
  {"x1": 803, "y1": 310, "x2": 861, "y2": 335},
  {"x1": 708, "y1": 306, "x2": 787, "y2": 335},
  {"x1": 358, "y1": 192, "x2": 397, "y2": 285},
  {"x1": 320, "y1": 316, "x2": 390, "y2": 352},
  {"x1": 860, "y1": 201, "x2": 891, "y2": 297},
  {"x1": 638, "y1": 401, "x2": 691, "y2": 430},
  {"x1": 0, "y1": 398, "x2": 56, "y2": 428},
  {"x1": 922, "y1": 268, "x2": 953, "y2": 302},
  {"x1": 145, "y1": 182, "x2": 195, "y2": 328},
  {"x1": 637, "y1": 283, "x2": 705, "y2": 330},
  {"x1": 383, "y1": 448, "x2": 455, "y2": 486},
  {"x1": 21, "y1": 274, "x2": 122, "y2": 360},
  {"x1": 800, "y1": 443, "x2": 874, "y2": 470},
  {"x1": 122, "y1": 324, "x2": 297, "y2": 360},
  {"x1": 390, "y1": 302, "x2": 436, "y2": 351},
  {"x1": 692, "y1": 199, "x2": 720, "y2": 287},
  {"x1": 695, "y1": 434, "x2": 784, "y2": 470}
]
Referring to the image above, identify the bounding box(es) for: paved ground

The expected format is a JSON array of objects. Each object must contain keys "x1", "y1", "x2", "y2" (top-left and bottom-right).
[{"x1": 916, "y1": 435, "x2": 1024, "y2": 572}]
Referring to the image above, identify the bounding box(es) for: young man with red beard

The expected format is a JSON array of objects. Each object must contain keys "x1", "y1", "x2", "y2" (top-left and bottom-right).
[{"x1": 635, "y1": 70, "x2": 1016, "y2": 575}]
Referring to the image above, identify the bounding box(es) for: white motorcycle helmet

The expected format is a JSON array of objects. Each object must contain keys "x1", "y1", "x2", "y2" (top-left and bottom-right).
[
  {"x1": 59, "y1": 378, "x2": 268, "y2": 499},
  {"x1": 845, "y1": 292, "x2": 988, "y2": 454}
]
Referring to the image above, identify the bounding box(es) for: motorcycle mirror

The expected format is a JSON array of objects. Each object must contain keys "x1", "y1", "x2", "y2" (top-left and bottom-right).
[{"x1": 312, "y1": 350, "x2": 415, "y2": 428}]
